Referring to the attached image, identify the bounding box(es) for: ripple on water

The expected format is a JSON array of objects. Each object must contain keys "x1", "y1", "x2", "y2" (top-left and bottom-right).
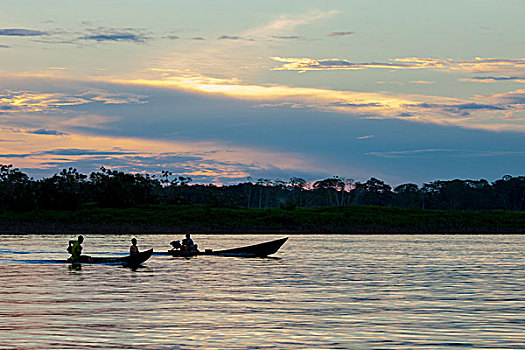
[{"x1": 0, "y1": 234, "x2": 523, "y2": 349}]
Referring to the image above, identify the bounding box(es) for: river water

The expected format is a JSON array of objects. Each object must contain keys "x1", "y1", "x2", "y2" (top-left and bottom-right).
[{"x1": 0, "y1": 234, "x2": 523, "y2": 349}]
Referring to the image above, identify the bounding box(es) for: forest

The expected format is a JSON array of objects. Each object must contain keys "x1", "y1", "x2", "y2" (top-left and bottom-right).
[{"x1": 0, "y1": 164, "x2": 523, "y2": 212}]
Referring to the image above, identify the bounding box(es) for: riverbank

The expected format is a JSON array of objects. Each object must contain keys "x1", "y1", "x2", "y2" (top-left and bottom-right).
[{"x1": 0, "y1": 205, "x2": 523, "y2": 234}]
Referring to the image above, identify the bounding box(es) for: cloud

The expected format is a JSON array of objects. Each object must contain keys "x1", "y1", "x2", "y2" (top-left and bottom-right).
[
  {"x1": 405, "y1": 102, "x2": 505, "y2": 112},
  {"x1": 0, "y1": 44, "x2": 9, "y2": 48},
  {"x1": 25, "y1": 151, "x2": 310, "y2": 184},
  {"x1": 245, "y1": 10, "x2": 339, "y2": 37},
  {"x1": 0, "y1": 153, "x2": 29, "y2": 158},
  {"x1": 80, "y1": 89, "x2": 148, "y2": 105},
  {"x1": 191, "y1": 37, "x2": 206, "y2": 40},
  {"x1": 271, "y1": 57, "x2": 525, "y2": 74},
  {"x1": 76, "y1": 28, "x2": 150, "y2": 43},
  {"x1": 327, "y1": 31, "x2": 355, "y2": 37},
  {"x1": 271, "y1": 57, "x2": 414, "y2": 72},
  {"x1": 410, "y1": 81, "x2": 435, "y2": 84},
  {"x1": 392, "y1": 57, "x2": 525, "y2": 73},
  {"x1": 0, "y1": 148, "x2": 137, "y2": 158},
  {"x1": 0, "y1": 90, "x2": 90, "y2": 114},
  {"x1": 1, "y1": 74, "x2": 524, "y2": 185},
  {"x1": 149, "y1": 11, "x2": 340, "y2": 80},
  {"x1": 218, "y1": 35, "x2": 241, "y2": 40},
  {"x1": 25, "y1": 129, "x2": 68, "y2": 136},
  {"x1": 79, "y1": 32, "x2": 146, "y2": 43},
  {"x1": 331, "y1": 102, "x2": 383, "y2": 108},
  {"x1": 0, "y1": 26, "x2": 175, "y2": 46},
  {"x1": 0, "y1": 28, "x2": 48, "y2": 36},
  {"x1": 217, "y1": 35, "x2": 255, "y2": 42},
  {"x1": 0, "y1": 121, "x2": 317, "y2": 184},
  {"x1": 42, "y1": 148, "x2": 137, "y2": 156},
  {"x1": 116, "y1": 75, "x2": 525, "y2": 131},
  {"x1": 0, "y1": 89, "x2": 147, "y2": 115},
  {"x1": 366, "y1": 149, "x2": 525, "y2": 159},
  {"x1": 0, "y1": 79, "x2": 321, "y2": 182},
  {"x1": 484, "y1": 89, "x2": 525, "y2": 107},
  {"x1": 271, "y1": 36, "x2": 303, "y2": 40},
  {"x1": 460, "y1": 76, "x2": 525, "y2": 83}
]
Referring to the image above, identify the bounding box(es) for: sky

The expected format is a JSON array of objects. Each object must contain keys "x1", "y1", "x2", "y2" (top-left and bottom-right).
[{"x1": 0, "y1": 0, "x2": 524, "y2": 185}]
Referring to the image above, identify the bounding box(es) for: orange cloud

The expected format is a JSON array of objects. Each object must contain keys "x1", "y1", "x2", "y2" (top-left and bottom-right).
[
  {"x1": 0, "y1": 90, "x2": 89, "y2": 113},
  {"x1": 0, "y1": 89, "x2": 147, "y2": 114},
  {"x1": 3, "y1": 71, "x2": 524, "y2": 135},
  {"x1": 112, "y1": 75, "x2": 525, "y2": 132},
  {"x1": 0, "y1": 122, "x2": 315, "y2": 182},
  {"x1": 460, "y1": 76, "x2": 525, "y2": 83},
  {"x1": 272, "y1": 57, "x2": 525, "y2": 74}
]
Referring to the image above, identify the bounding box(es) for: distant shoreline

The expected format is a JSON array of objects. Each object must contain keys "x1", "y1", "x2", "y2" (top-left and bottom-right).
[
  {"x1": 0, "y1": 205, "x2": 523, "y2": 235},
  {"x1": 0, "y1": 221, "x2": 524, "y2": 235},
  {"x1": 0, "y1": 227, "x2": 523, "y2": 235}
]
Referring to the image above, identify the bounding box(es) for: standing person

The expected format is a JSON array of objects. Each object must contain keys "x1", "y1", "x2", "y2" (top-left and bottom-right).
[
  {"x1": 69, "y1": 235, "x2": 84, "y2": 262},
  {"x1": 130, "y1": 238, "x2": 139, "y2": 256}
]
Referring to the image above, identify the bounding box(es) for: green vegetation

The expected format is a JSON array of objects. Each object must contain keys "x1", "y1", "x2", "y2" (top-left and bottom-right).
[
  {"x1": 1, "y1": 164, "x2": 525, "y2": 211},
  {"x1": 0, "y1": 205, "x2": 523, "y2": 234},
  {"x1": 0, "y1": 164, "x2": 523, "y2": 233}
]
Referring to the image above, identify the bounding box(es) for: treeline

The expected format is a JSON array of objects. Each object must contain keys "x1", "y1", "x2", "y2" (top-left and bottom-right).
[{"x1": 0, "y1": 164, "x2": 524, "y2": 212}]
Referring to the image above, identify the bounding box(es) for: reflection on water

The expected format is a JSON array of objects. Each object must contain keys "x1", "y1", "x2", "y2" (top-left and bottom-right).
[{"x1": 0, "y1": 234, "x2": 523, "y2": 349}]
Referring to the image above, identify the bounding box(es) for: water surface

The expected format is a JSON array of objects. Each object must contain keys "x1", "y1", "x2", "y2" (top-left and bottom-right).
[{"x1": 0, "y1": 234, "x2": 523, "y2": 349}]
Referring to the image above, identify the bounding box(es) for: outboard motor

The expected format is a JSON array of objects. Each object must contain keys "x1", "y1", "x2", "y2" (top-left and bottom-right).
[{"x1": 170, "y1": 240, "x2": 182, "y2": 250}]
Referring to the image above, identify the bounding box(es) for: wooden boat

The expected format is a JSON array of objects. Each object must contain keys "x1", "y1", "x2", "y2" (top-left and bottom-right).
[
  {"x1": 69, "y1": 248, "x2": 153, "y2": 268},
  {"x1": 168, "y1": 237, "x2": 288, "y2": 258}
]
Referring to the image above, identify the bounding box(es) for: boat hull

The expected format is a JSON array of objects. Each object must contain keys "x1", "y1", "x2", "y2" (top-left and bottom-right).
[
  {"x1": 71, "y1": 248, "x2": 153, "y2": 268},
  {"x1": 168, "y1": 238, "x2": 288, "y2": 258}
]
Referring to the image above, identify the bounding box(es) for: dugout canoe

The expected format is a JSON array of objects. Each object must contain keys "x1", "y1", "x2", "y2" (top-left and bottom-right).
[
  {"x1": 168, "y1": 237, "x2": 288, "y2": 258},
  {"x1": 69, "y1": 248, "x2": 153, "y2": 268}
]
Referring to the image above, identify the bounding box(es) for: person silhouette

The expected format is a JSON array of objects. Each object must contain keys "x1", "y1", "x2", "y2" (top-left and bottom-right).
[
  {"x1": 130, "y1": 238, "x2": 139, "y2": 256},
  {"x1": 69, "y1": 235, "x2": 84, "y2": 262}
]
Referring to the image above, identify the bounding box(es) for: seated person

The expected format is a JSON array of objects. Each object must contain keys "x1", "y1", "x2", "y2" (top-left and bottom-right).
[
  {"x1": 130, "y1": 238, "x2": 139, "y2": 256},
  {"x1": 181, "y1": 233, "x2": 198, "y2": 253}
]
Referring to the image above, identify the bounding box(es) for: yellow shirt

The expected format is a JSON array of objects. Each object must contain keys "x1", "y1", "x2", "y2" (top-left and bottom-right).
[{"x1": 71, "y1": 241, "x2": 82, "y2": 261}]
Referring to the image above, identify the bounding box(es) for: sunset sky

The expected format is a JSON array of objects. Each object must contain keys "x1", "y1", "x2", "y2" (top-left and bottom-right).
[{"x1": 1, "y1": 0, "x2": 524, "y2": 185}]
